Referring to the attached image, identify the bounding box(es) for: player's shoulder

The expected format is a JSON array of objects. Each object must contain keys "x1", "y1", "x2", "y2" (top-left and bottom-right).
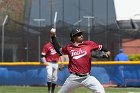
[
  {"x1": 66, "y1": 43, "x2": 73, "y2": 47},
  {"x1": 44, "y1": 42, "x2": 51, "y2": 47},
  {"x1": 83, "y1": 40, "x2": 96, "y2": 44}
]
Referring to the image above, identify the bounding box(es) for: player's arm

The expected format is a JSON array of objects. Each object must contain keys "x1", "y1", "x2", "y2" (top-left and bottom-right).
[
  {"x1": 50, "y1": 28, "x2": 62, "y2": 56},
  {"x1": 91, "y1": 46, "x2": 110, "y2": 58},
  {"x1": 59, "y1": 55, "x2": 64, "y2": 65},
  {"x1": 58, "y1": 55, "x2": 64, "y2": 70},
  {"x1": 41, "y1": 54, "x2": 49, "y2": 66}
]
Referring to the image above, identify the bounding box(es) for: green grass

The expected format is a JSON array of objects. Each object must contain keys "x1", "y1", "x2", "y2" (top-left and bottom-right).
[{"x1": 0, "y1": 86, "x2": 140, "y2": 93}]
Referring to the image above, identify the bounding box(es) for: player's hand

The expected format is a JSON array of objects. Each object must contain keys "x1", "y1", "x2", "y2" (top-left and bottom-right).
[
  {"x1": 105, "y1": 51, "x2": 111, "y2": 58},
  {"x1": 44, "y1": 62, "x2": 49, "y2": 66},
  {"x1": 61, "y1": 63, "x2": 64, "y2": 68},
  {"x1": 59, "y1": 63, "x2": 64, "y2": 71},
  {"x1": 50, "y1": 28, "x2": 56, "y2": 37}
]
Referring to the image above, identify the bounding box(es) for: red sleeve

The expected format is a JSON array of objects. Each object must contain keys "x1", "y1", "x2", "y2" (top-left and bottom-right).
[
  {"x1": 41, "y1": 44, "x2": 49, "y2": 55},
  {"x1": 61, "y1": 43, "x2": 73, "y2": 55},
  {"x1": 88, "y1": 41, "x2": 102, "y2": 50},
  {"x1": 61, "y1": 45, "x2": 68, "y2": 55}
]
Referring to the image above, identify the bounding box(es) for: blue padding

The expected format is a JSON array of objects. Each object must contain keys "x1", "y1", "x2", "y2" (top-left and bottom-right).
[
  {"x1": 57, "y1": 66, "x2": 69, "y2": 86},
  {"x1": 1, "y1": 65, "x2": 140, "y2": 86},
  {"x1": 0, "y1": 66, "x2": 47, "y2": 85}
]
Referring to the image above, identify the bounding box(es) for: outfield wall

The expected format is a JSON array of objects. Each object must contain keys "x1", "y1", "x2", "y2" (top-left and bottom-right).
[{"x1": 0, "y1": 61, "x2": 140, "y2": 86}]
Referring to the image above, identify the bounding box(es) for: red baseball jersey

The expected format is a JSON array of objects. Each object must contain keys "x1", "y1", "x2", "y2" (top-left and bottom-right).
[
  {"x1": 41, "y1": 42, "x2": 60, "y2": 62},
  {"x1": 61, "y1": 41, "x2": 102, "y2": 74}
]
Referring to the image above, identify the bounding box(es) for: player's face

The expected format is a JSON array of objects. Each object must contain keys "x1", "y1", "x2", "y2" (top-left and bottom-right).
[{"x1": 73, "y1": 33, "x2": 84, "y2": 43}]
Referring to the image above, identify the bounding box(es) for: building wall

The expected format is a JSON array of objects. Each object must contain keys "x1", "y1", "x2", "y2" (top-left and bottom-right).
[{"x1": 122, "y1": 39, "x2": 140, "y2": 54}]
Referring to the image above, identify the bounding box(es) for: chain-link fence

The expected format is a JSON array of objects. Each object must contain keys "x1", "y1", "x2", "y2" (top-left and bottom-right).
[{"x1": 0, "y1": 0, "x2": 140, "y2": 62}]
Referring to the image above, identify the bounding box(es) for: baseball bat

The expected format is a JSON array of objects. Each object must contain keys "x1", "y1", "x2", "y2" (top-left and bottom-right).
[{"x1": 54, "y1": 11, "x2": 58, "y2": 29}]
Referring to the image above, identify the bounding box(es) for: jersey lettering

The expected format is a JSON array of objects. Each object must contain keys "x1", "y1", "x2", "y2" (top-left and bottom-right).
[
  {"x1": 71, "y1": 48, "x2": 87, "y2": 59},
  {"x1": 50, "y1": 48, "x2": 57, "y2": 55}
]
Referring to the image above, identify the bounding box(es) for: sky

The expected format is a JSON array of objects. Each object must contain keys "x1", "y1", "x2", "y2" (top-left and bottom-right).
[{"x1": 114, "y1": 0, "x2": 140, "y2": 20}]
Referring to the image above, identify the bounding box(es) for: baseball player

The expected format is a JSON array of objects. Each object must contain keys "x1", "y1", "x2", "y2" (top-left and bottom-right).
[
  {"x1": 41, "y1": 35, "x2": 64, "y2": 93},
  {"x1": 50, "y1": 28, "x2": 110, "y2": 93},
  {"x1": 114, "y1": 49, "x2": 128, "y2": 87}
]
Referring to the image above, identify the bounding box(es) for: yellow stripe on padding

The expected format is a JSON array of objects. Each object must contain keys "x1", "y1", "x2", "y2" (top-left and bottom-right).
[
  {"x1": 0, "y1": 61, "x2": 140, "y2": 66},
  {"x1": 0, "y1": 62, "x2": 42, "y2": 66},
  {"x1": 91, "y1": 61, "x2": 140, "y2": 65}
]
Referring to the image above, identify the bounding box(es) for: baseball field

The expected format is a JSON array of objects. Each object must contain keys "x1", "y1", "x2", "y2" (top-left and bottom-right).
[{"x1": 0, "y1": 86, "x2": 140, "y2": 93}]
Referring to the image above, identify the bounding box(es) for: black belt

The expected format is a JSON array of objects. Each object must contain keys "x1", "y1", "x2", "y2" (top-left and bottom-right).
[{"x1": 70, "y1": 72, "x2": 89, "y2": 77}]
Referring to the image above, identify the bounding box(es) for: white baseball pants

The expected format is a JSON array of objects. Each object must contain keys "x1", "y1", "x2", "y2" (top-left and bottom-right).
[
  {"x1": 58, "y1": 74, "x2": 105, "y2": 93},
  {"x1": 46, "y1": 62, "x2": 58, "y2": 83}
]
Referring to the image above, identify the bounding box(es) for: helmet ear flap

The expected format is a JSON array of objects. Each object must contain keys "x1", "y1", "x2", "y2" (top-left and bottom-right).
[{"x1": 71, "y1": 37, "x2": 74, "y2": 42}]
